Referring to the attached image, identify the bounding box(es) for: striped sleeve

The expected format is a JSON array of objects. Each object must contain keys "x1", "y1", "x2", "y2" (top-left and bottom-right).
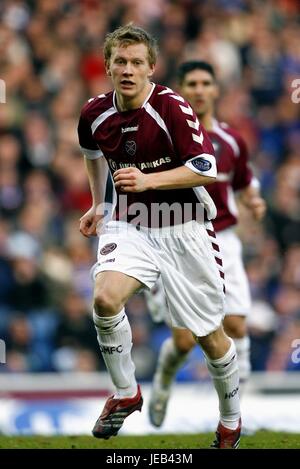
[{"x1": 165, "y1": 92, "x2": 216, "y2": 177}]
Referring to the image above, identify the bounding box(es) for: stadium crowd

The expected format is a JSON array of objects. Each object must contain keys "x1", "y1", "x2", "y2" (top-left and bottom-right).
[{"x1": 0, "y1": 0, "x2": 300, "y2": 378}]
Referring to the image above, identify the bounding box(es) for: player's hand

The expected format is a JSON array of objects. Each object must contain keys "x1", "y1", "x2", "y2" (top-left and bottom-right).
[
  {"x1": 248, "y1": 196, "x2": 266, "y2": 221},
  {"x1": 79, "y1": 206, "x2": 104, "y2": 237},
  {"x1": 113, "y1": 167, "x2": 150, "y2": 192}
]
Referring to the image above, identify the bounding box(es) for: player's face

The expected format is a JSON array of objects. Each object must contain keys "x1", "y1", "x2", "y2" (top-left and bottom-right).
[
  {"x1": 107, "y1": 43, "x2": 155, "y2": 106},
  {"x1": 180, "y1": 69, "x2": 218, "y2": 118}
]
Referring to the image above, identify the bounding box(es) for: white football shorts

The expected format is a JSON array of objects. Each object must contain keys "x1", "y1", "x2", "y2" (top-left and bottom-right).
[
  {"x1": 217, "y1": 227, "x2": 251, "y2": 316},
  {"x1": 92, "y1": 220, "x2": 225, "y2": 337},
  {"x1": 145, "y1": 226, "x2": 251, "y2": 323}
]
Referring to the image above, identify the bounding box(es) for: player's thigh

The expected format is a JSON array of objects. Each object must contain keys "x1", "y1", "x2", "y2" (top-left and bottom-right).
[{"x1": 94, "y1": 270, "x2": 143, "y2": 314}]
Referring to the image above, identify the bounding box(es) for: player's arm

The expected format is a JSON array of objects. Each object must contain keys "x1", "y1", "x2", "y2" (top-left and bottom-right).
[
  {"x1": 80, "y1": 156, "x2": 109, "y2": 237},
  {"x1": 231, "y1": 132, "x2": 266, "y2": 222},
  {"x1": 113, "y1": 164, "x2": 215, "y2": 192},
  {"x1": 238, "y1": 179, "x2": 266, "y2": 221},
  {"x1": 77, "y1": 103, "x2": 108, "y2": 237}
]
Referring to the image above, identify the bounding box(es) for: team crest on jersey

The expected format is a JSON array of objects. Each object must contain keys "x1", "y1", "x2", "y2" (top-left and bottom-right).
[
  {"x1": 191, "y1": 157, "x2": 212, "y2": 171},
  {"x1": 125, "y1": 140, "x2": 136, "y2": 156},
  {"x1": 100, "y1": 243, "x2": 117, "y2": 255}
]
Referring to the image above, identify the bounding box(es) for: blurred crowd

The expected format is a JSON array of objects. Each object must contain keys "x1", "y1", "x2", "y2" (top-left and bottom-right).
[{"x1": 0, "y1": 0, "x2": 300, "y2": 379}]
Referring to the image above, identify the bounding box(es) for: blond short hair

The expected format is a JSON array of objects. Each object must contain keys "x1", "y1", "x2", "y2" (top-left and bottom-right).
[{"x1": 103, "y1": 24, "x2": 158, "y2": 66}]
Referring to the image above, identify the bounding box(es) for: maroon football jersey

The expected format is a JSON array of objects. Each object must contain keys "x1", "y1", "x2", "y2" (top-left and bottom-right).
[
  {"x1": 207, "y1": 119, "x2": 253, "y2": 232},
  {"x1": 78, "y1": 84, "x2": 217, "y2": 227}
]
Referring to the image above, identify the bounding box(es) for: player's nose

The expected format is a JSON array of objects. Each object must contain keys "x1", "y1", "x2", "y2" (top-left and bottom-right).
[
  {"x1": 195, "y1": 85, "x2": 205, "y2": 95},
  {"x1": 123, "y1": 63, "x2": 134, "y2": 74}
]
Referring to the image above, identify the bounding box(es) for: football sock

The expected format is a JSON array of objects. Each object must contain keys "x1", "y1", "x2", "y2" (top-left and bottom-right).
[
  {"x1": 154, "y1": 337, "x2": 190, "y2": 390},
  {"x1": 205, "y1": 338, "x2": 241, "y2": 430},
  {"x1": 233, "y1": 336, "x2": 251, "y2": 397},
  {"x1": 93, "y1": 308, "x2": 137, "y2": 398}
]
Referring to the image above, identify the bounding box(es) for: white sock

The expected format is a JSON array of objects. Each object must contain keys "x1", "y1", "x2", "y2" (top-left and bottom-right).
[
  {"x1": 205, "y1": 338, "x2": 241, "y2": 430},
  {"x1": 154, "y1": 337, "x2": 190, "y2": 390},
  {"x1": 233, "y1": 336, "x2": 251, "y2": 397},
  {"x1": 93, "y1": 308, "x2": 137, "y2": 398}
]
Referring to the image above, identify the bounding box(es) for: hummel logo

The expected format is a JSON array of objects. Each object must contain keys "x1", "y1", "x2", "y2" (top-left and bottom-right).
[
  {"x1": 121, "y1": 126, "x2": 139, "y2": 133},
  {"x1": 101, "y1": 258, "x2": 115, "y2": 264}
]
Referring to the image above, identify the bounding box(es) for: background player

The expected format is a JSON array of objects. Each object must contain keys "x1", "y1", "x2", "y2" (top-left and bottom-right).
[
  {"x1": 78, "y1": 27, "x2": 241, "y2": 448},
  {"x1": 148, "y1": 61, "x2": 266, "y2": 428}
]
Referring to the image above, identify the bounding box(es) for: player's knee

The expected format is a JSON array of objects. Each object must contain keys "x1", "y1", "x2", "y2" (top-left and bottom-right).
[
  {"x1": 174, "y1": 332, "x2": 195, "y2": 354},
  {"x1": 94, "y1": 288, "x2": 121, "y2": 316},
  {"x1": 197, "y1": 336, "x2": 219, "y2": 357},
  {"x1": 196, "y1": 326, "x2": 231, "y2": 358},
  {"x1": 223, "y1": 317, "x2": 246, "y2": 339}
]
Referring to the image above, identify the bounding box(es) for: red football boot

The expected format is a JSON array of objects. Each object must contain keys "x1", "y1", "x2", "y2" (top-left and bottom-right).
[
  {"x1": 211, "y1": 418, "x2": 242, "y2": 449},
  {"x1": 92, "y1": 385, "x2": 143, "y2": 439}
]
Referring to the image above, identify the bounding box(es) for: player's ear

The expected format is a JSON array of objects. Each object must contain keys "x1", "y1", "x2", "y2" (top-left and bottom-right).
[
  {"x1": 105, "y1": 61, "x2": 111, "y2": 76},
  {"x1": 147, "y1": 63, "x2": 155, "y2": 78}
]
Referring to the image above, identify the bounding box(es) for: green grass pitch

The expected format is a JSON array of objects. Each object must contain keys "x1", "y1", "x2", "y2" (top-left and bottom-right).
[{"x1": 0, "y1": 432, "x2": 299, "y2": 449}]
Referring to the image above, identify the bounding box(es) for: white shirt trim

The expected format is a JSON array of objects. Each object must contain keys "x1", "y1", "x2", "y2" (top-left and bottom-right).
[
  {"x1": 91, "y1": 107, "x2": 117, "y2": 135},
  {"x1": 112, "y1": 83, "x2": 156, "y2": 111},
  {"x1": 142, "y1": 82, "x2": 156, "y2": 107},
  {"x1": 193, "y1": 186, "x2": 217, "y2": 221},
  {"x1": 212, "y1": 119, "x2": 240, "y2": 157},
  {"x1": 80, "y1": 146, "x2": 103, "y2": 159},
  {"x1": 217, "y1": 172, "x2": 232, "y2": 182},
  {"x1": 143, "y1": 102, "x2": 173, "y2": 144}
]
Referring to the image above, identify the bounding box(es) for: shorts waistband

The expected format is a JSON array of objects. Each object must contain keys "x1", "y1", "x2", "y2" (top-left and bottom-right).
[{"x1": 106, "y1": 220, "x2": 206, "y2": 236}]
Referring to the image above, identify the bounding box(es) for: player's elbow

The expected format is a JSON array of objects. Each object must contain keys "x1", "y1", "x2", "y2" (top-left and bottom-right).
[{"x1": 201, "y1": 175, "x2": 216, "y2": 186}]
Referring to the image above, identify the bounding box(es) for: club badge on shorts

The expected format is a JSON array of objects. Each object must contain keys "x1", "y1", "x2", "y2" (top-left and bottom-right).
[{"x1": 100, "y1": 243, "x2": 117, "y2": 255}]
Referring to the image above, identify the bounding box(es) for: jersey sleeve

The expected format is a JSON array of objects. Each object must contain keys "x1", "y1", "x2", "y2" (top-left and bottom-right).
[
  {"x1": 77, "y1": 104, "x2": 103, "y2": 159},
  {"x1": 166, "y1": 94, "x2": 217, "y2": 178},
  {"x1": 231, "y1": 134, "x2": 253, "y2": 191}
]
